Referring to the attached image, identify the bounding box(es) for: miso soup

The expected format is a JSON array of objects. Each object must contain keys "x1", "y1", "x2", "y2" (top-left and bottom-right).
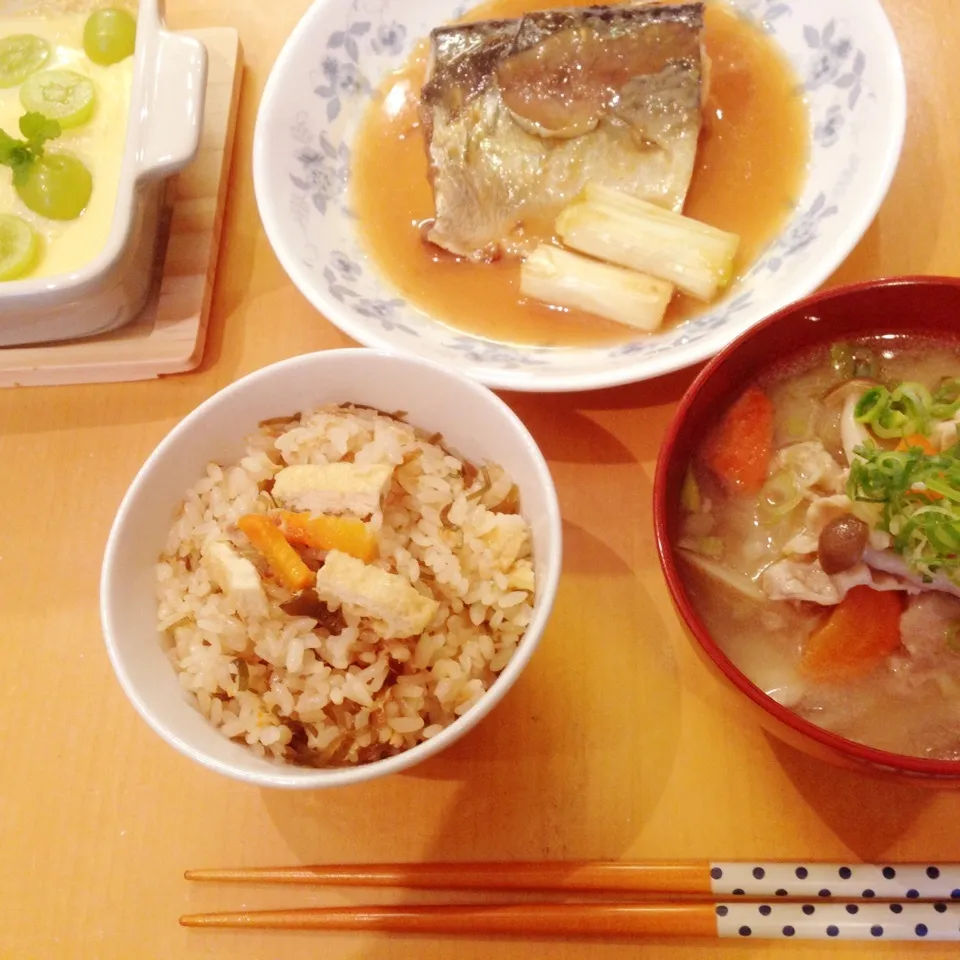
[{"x1": 679, "y1": 336, "x2": 960, "y2": 760}]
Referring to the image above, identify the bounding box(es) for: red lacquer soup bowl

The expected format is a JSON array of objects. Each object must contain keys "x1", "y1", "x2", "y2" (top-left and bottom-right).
[{"x1": 654, "y1": 276, "x2": 960, "y2": 781}]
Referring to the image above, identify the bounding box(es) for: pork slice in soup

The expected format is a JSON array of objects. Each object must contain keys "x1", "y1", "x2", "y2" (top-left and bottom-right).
[{"x1": 678, "y1": 337, "x2": 960, "y2": 760}]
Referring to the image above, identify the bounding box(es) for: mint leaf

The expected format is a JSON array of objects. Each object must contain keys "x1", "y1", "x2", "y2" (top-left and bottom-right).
[
  {"x1": 0, "y1": 112, "x2": 63, "y2": 189},
  {"x1": 19, "y1": 111, "x2": 60, "y2": 156},
  {"x1": 0, "y1": 131, "x2": 32, "y2": 187},
  {"x1": 0, "y1": 130, "x2": 19, "y2": 166},
  {"x1": 10, "y1": 155, "x2": 32, "y2": 188}
]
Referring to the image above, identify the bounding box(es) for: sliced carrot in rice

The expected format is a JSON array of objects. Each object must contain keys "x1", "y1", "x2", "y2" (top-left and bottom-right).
[
  {"x1": 276, "y1": 510, "x2": 378, "y2": 563},
  {"x1": 702, "y1": 385, "x2": 774, "y2": 494},
  {"x1": 800, "y1": 586, "x2": 903, "y2": 683},
  {"x1": 237, "y1": 514, "x2": 314, "y2": 593}
]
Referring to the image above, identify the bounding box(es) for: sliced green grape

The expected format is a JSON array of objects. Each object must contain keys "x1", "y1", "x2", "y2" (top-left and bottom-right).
[
  {"x1": 0, "y1": 214, "x2": 38, "y2": 280},
  {"x1": 20, "y1": 70, "x2": 97, "y2": 130},
  {"x1": 83, "y1": 8, "x2": 137, "y2": 66},
  {"x1": 0, "y1": 34, "x2": 51, "y2": 88},
  {"x1": 15, "y1": 153, "x2": 93, "y2": 221}
]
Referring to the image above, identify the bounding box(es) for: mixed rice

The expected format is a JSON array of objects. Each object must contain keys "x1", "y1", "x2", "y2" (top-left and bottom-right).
[{"x1": 155, "y1": 404, "x2": 536, "y2": 767}]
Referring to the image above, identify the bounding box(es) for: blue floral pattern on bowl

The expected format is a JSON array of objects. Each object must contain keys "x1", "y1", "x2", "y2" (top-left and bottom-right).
[{"x1": 255, "y1": 0, "x2": 906, "y2": 391}]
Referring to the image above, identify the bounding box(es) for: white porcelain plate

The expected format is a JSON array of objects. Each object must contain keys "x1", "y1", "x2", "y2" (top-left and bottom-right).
[{"x1": 254, "y1": 0, "x2": 906, "y2": 392}]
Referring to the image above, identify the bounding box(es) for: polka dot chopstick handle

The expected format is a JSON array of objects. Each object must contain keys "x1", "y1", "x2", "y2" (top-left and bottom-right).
[
  {"x1": 715, "y1": 901, "x2": 960, "y2": 941},
  {"x1": 709, "y1": 862, "x2": 960, "y2": 901}
]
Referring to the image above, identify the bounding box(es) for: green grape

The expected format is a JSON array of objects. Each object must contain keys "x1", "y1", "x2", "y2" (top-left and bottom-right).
[
  {"x1": 0, "y1": 34, "x2": 51, "y2": 88},
  {"x1": 0, "y1": 214, "x2": 38, "y2": 280},
  {"x1": 15, "y1": 153, "x2": 93, "y2": 221},
  {"x1": 20, "y1": 70, "x2": 97, "y2": 130},
  {"x1": 83, "y1": 8, "x2": 137, "y2": 66}
]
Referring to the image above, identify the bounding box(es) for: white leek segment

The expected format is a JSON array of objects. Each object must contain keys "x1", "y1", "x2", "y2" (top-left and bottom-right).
[
  {"x1": 520, "y1": 244, "x2": 674, "y2": 332},
  {"x1": 556, "y1": 184, "x2": 742, "y2": 302}
]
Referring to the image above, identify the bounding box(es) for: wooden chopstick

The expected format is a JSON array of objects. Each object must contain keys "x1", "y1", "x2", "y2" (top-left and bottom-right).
[
  {"x1": 185, "y1": 861, "x2": 707, "y2": 893},
  {"x1": 179, "y1": 900, "x2": 960, "y2": 941},
  {"x1": 180, "y1": 902, "x2": 716, "y2": 935},
  {"x1": 185, "y1": 860, "x2": 960, "y2": 902}
]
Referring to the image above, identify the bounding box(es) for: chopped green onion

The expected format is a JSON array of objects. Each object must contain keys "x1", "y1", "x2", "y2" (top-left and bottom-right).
[
  {"x1": 933, "y1": 377, "x2": 960, "y2": 420},
  {"x1": 681, "y1": 468, "x2": 701, "y2": 514},
  {"x1": 757, "y1": 470, "x2": 803, "y2": 525},
  {"x1": 854, "y1": 386, "x2": 890, "y2": 424},
  {"x1": 922, "y1": 476, "x2": 960, "y2": 503},
  {"x1": 879, "y1": 420, "x2": 910, "y2": 442},
  {"x1": 848, "y1": 439, "x2": 960, "y2": 584},
  {"x1": 873, "y1": 408, "x2": 911, "y2": 438},
  {"x1": 874, "y1": 451, "x2": 909, "y2": 479},
  {"x1": 921, "y1": 509, "x2": 960, "y2": 553},
  {"x1": 677, "y1": 536, "x2": 724, "y2": 560},
  {"x1": 891, "y1": 382, "x2": 932, "y2": 435},
  {"x1": 784, "y1": 416, "x2": 809, "y2": 441},
  {"x1": 852, "y1": 379, "x2": 946, "y2": 440},
  {"x1": 893, "y1": 381, "x2": 933, "y2": 413},
  {"x1": 697, "y1": 537, "x2": 724, "y2": 560}
]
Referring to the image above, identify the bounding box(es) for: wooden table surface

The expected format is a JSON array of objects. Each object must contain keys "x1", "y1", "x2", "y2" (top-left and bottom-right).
[{"x1": 3, "y1": 1, "x2": 960, "y2": 957}]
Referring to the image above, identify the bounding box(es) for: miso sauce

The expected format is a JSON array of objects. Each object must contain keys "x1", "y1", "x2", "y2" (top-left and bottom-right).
[{"x1": 353, "y1": 1, "x2": 809, "y2": 347}]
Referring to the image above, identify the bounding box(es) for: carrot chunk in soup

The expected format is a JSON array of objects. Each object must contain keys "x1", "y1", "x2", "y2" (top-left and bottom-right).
[
  {"x1": 800, "y1": 586, "x2": 903, "y2": 683},
  {"x1": 703, "y1": 385, "x2": 774, "y2": 493},
  {"x1": 896, "y1": 433, "x2": 937, "y2": 455}
]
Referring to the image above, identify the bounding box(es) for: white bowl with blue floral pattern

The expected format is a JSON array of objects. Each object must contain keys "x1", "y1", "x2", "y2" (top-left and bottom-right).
[{"x1": 253, "y1": 0, "x2": 906, "y2": 393}]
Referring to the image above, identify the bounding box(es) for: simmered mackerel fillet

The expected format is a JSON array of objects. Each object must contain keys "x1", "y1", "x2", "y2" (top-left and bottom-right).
[{"x1": 421, "y1": 2, "x2": 705, "y2": 260}]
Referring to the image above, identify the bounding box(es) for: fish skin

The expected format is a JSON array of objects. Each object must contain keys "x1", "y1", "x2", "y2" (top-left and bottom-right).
[{"x1": 421, "y1": 2, "x2": 705, "y2": 261}]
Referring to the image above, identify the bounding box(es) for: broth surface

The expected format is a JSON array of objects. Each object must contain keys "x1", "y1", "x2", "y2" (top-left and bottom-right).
[
  {"x1": 352, "y1": 0, "x2": 809, "y2": 347},
  {"x1": 681, "y1": 337, "x2": 960, "y2": 760}
]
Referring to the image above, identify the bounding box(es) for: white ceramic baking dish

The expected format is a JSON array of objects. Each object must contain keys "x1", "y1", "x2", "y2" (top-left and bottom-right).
[{"x1": 0, "y1": 0, "x2": 207, "y2": 346}]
